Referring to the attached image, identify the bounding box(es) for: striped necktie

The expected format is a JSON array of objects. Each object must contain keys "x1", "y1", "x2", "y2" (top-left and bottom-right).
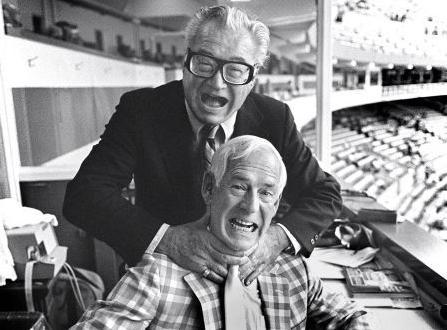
[{"x1": 201, "y1": 125, "x2": 220, "y2": 171}]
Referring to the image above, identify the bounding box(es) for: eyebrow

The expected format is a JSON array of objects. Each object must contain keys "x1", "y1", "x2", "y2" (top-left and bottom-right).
[
  {"x1": 230, "y1": 174, "x2": 278, "y2": 188},
  {"x1": 196, "y1": 49, "x2": 249, "y2": 64}
]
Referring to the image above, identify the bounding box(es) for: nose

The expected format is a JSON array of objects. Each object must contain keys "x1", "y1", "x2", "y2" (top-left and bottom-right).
[
  {"x1": 240, "y1": 191, "x2": 259, "y2": 214},
  {"x1": 207, "y1": 68, "x2": 227, "y2": 89}
]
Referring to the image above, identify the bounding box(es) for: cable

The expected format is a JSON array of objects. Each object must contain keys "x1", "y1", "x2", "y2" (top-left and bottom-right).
[
  {"x1": 62, "y1": 262, "x2": 86, "y2": 311},
  {"x1": 64, "y1": 263, "x2": 86, "y2": 311}
]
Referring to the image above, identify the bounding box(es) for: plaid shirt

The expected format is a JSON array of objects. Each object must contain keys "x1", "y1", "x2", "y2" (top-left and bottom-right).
[{"x1": 72, "y1": 253, "x2": 370, "y2": 329}]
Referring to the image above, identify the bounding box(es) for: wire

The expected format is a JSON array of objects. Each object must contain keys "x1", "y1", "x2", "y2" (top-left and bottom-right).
[
  {"x1": 62, "y1": 263, "x2": 86, "y2": 311},
  {"x1": 64, "y1": 263, "x2": 86, "y2": 311}
]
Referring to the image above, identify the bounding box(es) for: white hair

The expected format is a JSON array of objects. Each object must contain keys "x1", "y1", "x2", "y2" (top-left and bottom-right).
[
  {"x1": 185, "y1": 5, "x2": 270, "y2": 66},
  {"x1": 210, "y1": 135, "x2": 287, "y2": 191}
]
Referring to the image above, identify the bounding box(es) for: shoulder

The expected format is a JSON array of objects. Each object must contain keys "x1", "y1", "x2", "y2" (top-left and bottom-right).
[
  {"x1": 137, "y1": 253, "x2": 189, "y2": 284},
  {"x1": 244, "y1": 92, "x2": 294, "y2": 130},
  {"x1": 119, "y1": 80, "x2": 183, "y2": 105},
  {"x1": 246, "y1": 92, "x2": 290, "y2": 114},
  {"x1": 273, "y1": 253, "x2": 310, "y2": 283},
  {"x1": 113, "y1": 81, "x2": 184, "y2": 125}
]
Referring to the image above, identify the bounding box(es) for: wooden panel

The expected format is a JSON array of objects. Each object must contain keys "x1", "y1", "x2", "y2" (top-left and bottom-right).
[
  {"x1": 54, "y1": 88, "x2": 97, "y2": 155},
  {"x1": 0, "y1": 119, "x2": 10, "y2": 197},
  {"x1": 24, "y1": 88, "x2": 59, "y2": 165},
  {"x1": 12, "y1": 89, "x2": 33, "y2": 166}
]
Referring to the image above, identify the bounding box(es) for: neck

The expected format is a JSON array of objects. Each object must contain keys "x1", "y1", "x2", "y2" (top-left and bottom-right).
[{"x1": 205, "y1": 219, "x2": 258, "y2": 255}]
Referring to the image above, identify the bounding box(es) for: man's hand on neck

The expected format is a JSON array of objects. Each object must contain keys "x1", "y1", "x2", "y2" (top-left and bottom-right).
[
  {"x1": 155, "y1": 216, "x2": 248, "y2": 283},
  {"x1": 239, "y1": 224, "x2": 290, "y2": 286}
]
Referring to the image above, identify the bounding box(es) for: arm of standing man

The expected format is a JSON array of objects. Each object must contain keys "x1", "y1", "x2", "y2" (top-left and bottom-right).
[
  {"x1": 63, "y1": 87, "x2": 246, "y2": 277},
  {"x1": 238, "y1": 98, "x2": 342, "y2": 283},
  {"x1": 276, "y1": 103, "x2": 342, "y2": 255}
]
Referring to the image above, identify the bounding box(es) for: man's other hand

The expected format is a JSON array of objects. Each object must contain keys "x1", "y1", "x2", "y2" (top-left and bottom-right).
[
  {"x1": 156, "y1": 216, "x2": 248, "y2": 283},
  {"x1": 239, "y1": 224, "x2": 289, "y2": 285}
]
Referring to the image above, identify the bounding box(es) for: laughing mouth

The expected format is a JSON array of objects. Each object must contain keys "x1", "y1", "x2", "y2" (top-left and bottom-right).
[
  {"x1": 201, "y1": 93, "x2": 228, "y2": 107},
  {"x1": 230, "y1": 218, "x2": 258, "y2": 232}
]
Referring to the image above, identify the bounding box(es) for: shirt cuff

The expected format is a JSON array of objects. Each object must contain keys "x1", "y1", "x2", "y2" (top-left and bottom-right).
[
  {"x1": 145, "y1": 223, "x2": 170, "y2": 255},
  {"x1": 276, "y1": 223, "x2": 301, "y2": 255}
]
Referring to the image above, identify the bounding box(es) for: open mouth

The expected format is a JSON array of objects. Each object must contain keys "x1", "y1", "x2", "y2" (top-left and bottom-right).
[
  {"x1": 201, "y1": 93, "x2": 228, "y2": 107},
  {"x1": 230, "y1": 218, "x2": 258, "y2": 232}
]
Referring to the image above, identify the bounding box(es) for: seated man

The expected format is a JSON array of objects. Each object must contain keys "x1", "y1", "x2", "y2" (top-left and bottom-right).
[{"x1": 71, "y1": 136, "x2": 370, "y2": 329}]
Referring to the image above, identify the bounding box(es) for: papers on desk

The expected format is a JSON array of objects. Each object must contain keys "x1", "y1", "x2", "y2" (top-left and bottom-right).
[
  {"x1": 312, "y1": 246, "x2": 379, "y2": 268},
  {"x1": 307, "y1": 246, "x2": 379, "y2": 280},
  {"x1": 322, "y1": 280, "x2": 422, "y2": 309},
  {"x1": 307, "y1": 257, "x2": 345, "y2": 279},
  {"x1": 310, "y1": 247, "x2": 424, "y2": 311}
]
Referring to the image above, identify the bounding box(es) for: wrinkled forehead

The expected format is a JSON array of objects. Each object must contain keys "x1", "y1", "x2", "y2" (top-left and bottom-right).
[
  {"x1": 191, "y1": 22, "x2": 259, "y2": 59},
  {"x1": 226, "y1": 149, "x2": 282, "y2": 181}
]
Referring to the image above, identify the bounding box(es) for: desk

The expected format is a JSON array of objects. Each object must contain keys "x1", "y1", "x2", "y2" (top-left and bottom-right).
[
  {"x1": 307, "y1": 252, "x2": 445, "y2": 330},
  {"x1": 322, "y1": 279, "x2": 443, "y2": 330}
]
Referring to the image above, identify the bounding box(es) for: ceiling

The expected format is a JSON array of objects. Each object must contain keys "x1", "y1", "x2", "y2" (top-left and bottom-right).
[
  {"x1": 87, "y1": 0, "x2": 318, "y2": 64},
  {"x1": 63, "y1": 0, "x2": 447, "y2": 69},
  {"x1": 74, "y1": 0, "x2": 443, "y2": 69}
]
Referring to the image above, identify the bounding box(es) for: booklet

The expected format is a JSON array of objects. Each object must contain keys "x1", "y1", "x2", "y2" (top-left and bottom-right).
[{"x1": 343, "y1": 267, "x2": 416, "y2": 298}]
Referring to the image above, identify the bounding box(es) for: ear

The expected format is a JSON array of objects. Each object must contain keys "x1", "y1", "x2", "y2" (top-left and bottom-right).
[
  {"x1": 201, "y1": 171, "x2": 215, "y2": 205},
  {"x1": 273, "y1": 193, "x2": 282, "y2": 213},
  {"x1": 248, "y1": 78, "x2": 256, "y2": 89}
]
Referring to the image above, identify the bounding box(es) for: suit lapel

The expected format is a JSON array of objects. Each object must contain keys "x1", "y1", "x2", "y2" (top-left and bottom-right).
[
  {"x1": 258, "y1": 272, "x2": 291, "y2": 329},
  {"x1": 152, "y1": 89, "x2": 269, "y2": 207},
  {"x1": 184, "y1": 273, "x2": 223, "y2": 330},
  {"x1": 233, "y1": 95, "x2": 270, "y2": 139},
  {"x1": 151, "y1": 81, "x2": 197, "y2": 213}
]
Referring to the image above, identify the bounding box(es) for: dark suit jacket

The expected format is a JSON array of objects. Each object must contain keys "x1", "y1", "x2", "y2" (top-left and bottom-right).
[{"x1": 63, "y1": 80, "x2": 341, "y2": 265}]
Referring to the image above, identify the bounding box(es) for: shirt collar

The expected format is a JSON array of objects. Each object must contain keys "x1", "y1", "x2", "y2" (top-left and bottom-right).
[{"x1": 185, "y1": 100, "x2": 237, "y2": 143}]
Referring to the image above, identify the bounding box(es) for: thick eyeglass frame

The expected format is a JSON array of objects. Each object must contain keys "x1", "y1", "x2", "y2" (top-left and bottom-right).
[{"x1": 184, "y1": 48, "x2": 257, "y2": 85}]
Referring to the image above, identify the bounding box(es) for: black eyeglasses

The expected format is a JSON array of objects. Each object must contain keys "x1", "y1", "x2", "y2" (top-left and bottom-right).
[{"x1": 184, "y1": 48, "x2": 257, "y2": 85}]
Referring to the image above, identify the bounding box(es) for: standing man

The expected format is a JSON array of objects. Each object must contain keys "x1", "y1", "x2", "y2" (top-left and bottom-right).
[{"x1": 63, "y1": 5, "x2": 341, "y2": 284}]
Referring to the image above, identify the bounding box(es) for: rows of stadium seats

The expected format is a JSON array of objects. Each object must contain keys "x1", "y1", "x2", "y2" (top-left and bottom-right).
[
  {"x1": 332, "y1": 0, "x2": 447, "y2": 59},
  {"x1": 301, "y1": 100, "x2": 447, "y2": 239}
]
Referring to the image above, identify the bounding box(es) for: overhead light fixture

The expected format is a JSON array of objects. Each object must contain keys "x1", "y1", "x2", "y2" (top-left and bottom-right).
[
  {"x1": 368, "y1": 62, "x2": 376, "y2": 70},
  {"x1": 407, "y1": 64, "x2": 414, "y2": 70},
  {"x1": 387, "y1": 63, "x2": 394, "y2": 69},
  {"x1": 426, "y1": 65, "x2": 432, "y2": 70},
  {"x1": 349, "y1": 60, "x2": 357, "y2": 67},
  {"x1": 332, "y1": 58, "x2": 338, "y2": 65}
]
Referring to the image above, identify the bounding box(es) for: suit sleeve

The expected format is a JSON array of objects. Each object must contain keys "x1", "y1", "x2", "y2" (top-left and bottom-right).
[
  {"x1": 277, "y1": 104, "x2": 342, "y2": 257},
  {"x1": 63, "y1": 91, "x2": 164, "y2": 265}
]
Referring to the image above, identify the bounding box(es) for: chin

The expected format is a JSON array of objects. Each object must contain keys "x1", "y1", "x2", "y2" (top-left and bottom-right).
[
  {"x1": 201, "y1": 105, "x2": 228, "y2": 117},
  {"x1": 195, "y1": 109, "x2": 222, "y2": 124},
  {"x1": 228, "y1": 239, "x2": 255, "y2": 252}
]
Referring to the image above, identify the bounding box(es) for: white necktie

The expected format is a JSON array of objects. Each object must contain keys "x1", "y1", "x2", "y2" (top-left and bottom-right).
[{"x1": 225, "y1": 265, "x2": 247, "y2": 330}]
